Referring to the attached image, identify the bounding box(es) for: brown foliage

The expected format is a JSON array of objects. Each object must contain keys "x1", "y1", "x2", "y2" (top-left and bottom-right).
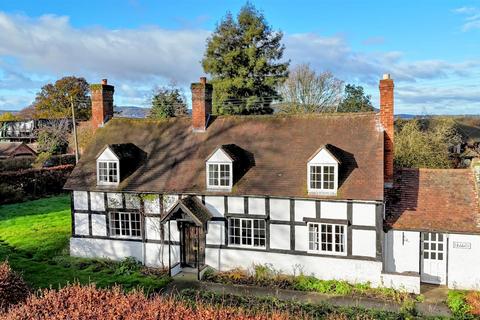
[
  {"x1": 466, "y1": 291, "x2": 480, "y2": 316},
  {"x1": 0, "y1": 262, "x2": 30, "y2": 313},
  {"x1": 1, "y1": 284, "x2": 295, "y2": 320}
]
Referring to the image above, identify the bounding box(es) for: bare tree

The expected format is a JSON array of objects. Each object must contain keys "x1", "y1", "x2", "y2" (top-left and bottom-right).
[{"x1": 278, "y1": 64, "x2": 343, "y2": 113}]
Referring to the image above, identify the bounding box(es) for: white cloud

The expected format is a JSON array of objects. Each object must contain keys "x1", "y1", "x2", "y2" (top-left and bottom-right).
[{"x1": 453, "y1": 6, "x2": 480, "y2": 31}]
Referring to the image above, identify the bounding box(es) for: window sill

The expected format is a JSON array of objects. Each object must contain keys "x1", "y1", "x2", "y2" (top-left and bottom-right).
[
  {"x1": 228, "y1": 244, "x2": 266, "y2": 250},
  {"x1": 110, "y1": 235, "x2": 142, "y2": 240},
  {"x1": 307, "y1": 250, "x2": 347, "y2": 256},
  {"x1": 207, "y1": 186, "x2": 232, "y2": 192},
  {"x1": 308, "y1": 189, "x2": 337, "y2": 196}
]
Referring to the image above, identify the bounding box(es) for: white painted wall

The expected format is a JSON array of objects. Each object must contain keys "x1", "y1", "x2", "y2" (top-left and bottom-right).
[
  {"x1": 91, "y1": 214, "x2": 107, "y2": 236},
  {"x1": 73, "y1": 191, "x2": 88, "y2": 210},
  {"x1": 228, "y1": 197, "x2": 244, "y2": 213},
  {"x1": 352, "y1": 229, "x2": 376, "y2": 257},
  {"x1": 295, "y1": 225, "x2": 309, "y2": 251},
  {"x1": 144, "y1": 195, "x2": 160, "y2": 214},
  {"x1": 164, "y1": 195, "x2": 178, "y2": 212},
  {"x1": 204, "y1": 196, "x2": 224, "y2": 217},
  {"x1": 448, "y1": 233, "x2": 480, "y2": 290},
  {"x1": 308, "y1": 148, "x2": 339, "y2": 164},
  {"x1": 384, "y1": 230, "x2": 420, "y2": 273},
  {"x1": 352, "y1": 203, "x2": 376, "y2": 227},
  {"x1": 294, "y1": 200, "x2": 316, "y2": 221},
  {"x1": 97, "y1": 147, "x2": 118, "y2": 161},
  {"x1": 107, "y1": 193, "x2": 123, "y2": 208},
  {"x1": 380, "y1": 272, "x2": 420, "y2": 294},
  {"x1": 248, "y1": 197, "x2": 265, "y2": 214},
  {"x1": 270, "y1": 199, "x2": 290, "y2": 221},
  {"x1": 90, "y1": 192, "x2": 105, "y2": 211},
  {"x1": 166, "y1": 221, "x2": 180, "y2": 242},
  {"x1": 206, "y1": 221, "x2": 225, "y2": 245},
  {"x1": 270, "y1": 224, "x2": 290, "y2": 250},
  {"x1": 205, "y1": 247, "x2": 383, "y2": 285},
  {"x1": 320, "y1": 201, "x2": 347, "y2": 220},
  {"x1": 144, "y1": 243, "x2": 179, "y2": 267},
  {"x1": 125, "y1": 194, "x2": 140, "y2": 209},
  {"x1": 145, "y1": 217, "x2": 162, "y2": 241},
  {"x1": 207, "y1": 148, "x2": 232, "y2": 162},
  {"x1": 70, "y1": 237, "x2": 143, "y2": 261},
  {"x1": 74, "y1": 213, "x2": 89, "y2": 235}
]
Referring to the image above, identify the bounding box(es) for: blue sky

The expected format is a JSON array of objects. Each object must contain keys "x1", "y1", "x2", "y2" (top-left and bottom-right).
[{"x1": 0, "y1": 0, "x2": 479, "y2": 114}]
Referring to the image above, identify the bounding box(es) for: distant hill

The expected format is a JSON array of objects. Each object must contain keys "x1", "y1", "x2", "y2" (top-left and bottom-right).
[
  {"x1": 114, "y1": 106, "x2": 150, "y2": 118},
  {"x1": 0, "y1": 110, "x2": 18, "y2": 116}
]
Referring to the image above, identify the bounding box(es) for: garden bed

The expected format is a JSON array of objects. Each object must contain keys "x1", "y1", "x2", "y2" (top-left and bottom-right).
[
  {"x1": 447, "y1": 290, "x2": 480, "y2": 319},
  {"x1": 202, "y1": 264, "x2": 421, "y2": 304}
]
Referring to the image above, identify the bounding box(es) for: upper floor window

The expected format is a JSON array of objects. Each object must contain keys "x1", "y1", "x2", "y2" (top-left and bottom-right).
[
  {"x1": 206, "y1": 146, "x2": 234, "y2": 190},
  {"x1": 97, "y1": 161, "x2": 119, "y2": 184},
  {"x1": 307, "y1": 146, "x2": 340, "y2": 194},
  {"x1": 229, "y1": 217, "x2": 266, "y2": 248},
  {"x1": 308, "y1": 222, "x2": 346, "y2": 255},
  {"x1": 208, "y1": 163, "x2": 231, "y2": 187}
]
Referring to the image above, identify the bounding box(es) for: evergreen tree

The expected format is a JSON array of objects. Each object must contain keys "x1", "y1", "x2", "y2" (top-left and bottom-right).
[
  {"x1": 149, "y1": 86, "x2": 188, "y2": 119},
  {"x1": 338, "y1": 84, "x2": 374, "y2": 113},
  {"x1": 202, "y1": 3, "x2": 289, "y2": 115}
]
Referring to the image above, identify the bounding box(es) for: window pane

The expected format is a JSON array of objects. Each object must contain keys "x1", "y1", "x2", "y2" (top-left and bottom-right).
[
  {"x1": 241, "y1": 220, "x2": 252, "y2": 245},
  {"x1": 310, "y1": 166, "x2": 322, "y2": 189},
  {"x1": 209, "y1": 164, "x2": 219, "y2": 186},
  {"x1": 229, "y1": 218, "x2": 241, "y2": 245},
  {"x1": 220, "y1": 164, "x2": 230, "y2": 186},
  {"x1": 323, "y1": 166, "x2": 335, "y2": 190},
  {"x1": 424, "y1": 252, "x2": 429, "y2": 259},
  {"x1": 431, "y1": 252, "x2": 436, "y2": 260},
  {"x1": 438, "y1": 253, "x2": 443, "y2": 260}
]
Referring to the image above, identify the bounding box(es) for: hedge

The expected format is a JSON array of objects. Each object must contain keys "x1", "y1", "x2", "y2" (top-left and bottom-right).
[
  {"x1": 0, "y1": 165, "x2": 74, "y2": 205},
  {"x1": 0, "y1": 154, "x2": 76, "y2": 171}
]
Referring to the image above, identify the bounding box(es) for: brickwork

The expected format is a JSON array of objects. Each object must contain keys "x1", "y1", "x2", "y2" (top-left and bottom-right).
[
  {"x1": 379, "y1": 75, "x2": 394, "y2": 186},
  {"x1": 191, "y1": 77, "x2": 213, "y2": 131},
  {"x1": 91, "y1": 79, "x2": 114, "y2": 129}
]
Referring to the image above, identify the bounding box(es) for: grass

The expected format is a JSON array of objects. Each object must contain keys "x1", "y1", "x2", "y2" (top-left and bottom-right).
[{"x1": 0, "y1": 195, "x2": 170, "y2": 291}]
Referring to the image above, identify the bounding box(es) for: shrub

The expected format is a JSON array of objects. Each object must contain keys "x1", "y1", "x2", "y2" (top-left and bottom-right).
[
  {"x1": 114, "y1": 257, "x2": 142, "y2": 276},
  {"x1": 0, "y1": 184, "x2": 25, "y2": 204},
  {"x1": 465, "y1": 291, "x2": 480, "y2": 316},
  {"x1": 0, "y1": 261, "x2": 30, "y2": 313},
  {"x1": 3, "y1": 284, "x2": 298, "y2": 320},
  {"x1": 447, "y1": 290, "x2": 473, "y2": 318}
]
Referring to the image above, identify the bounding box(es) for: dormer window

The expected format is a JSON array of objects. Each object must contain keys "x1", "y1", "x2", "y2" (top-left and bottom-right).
[
  {"x1": 206, "y1": 146, "x2": 234, "y2": 190},
  {"x1": 98, "y1": 161, "x2": 119, "y2": 184},
  {"x1": 307, "y1": 145, "x2": 340, "y2": 195}
]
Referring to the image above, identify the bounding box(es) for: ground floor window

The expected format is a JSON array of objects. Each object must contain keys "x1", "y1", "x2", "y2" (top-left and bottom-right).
[
  {"x1": 308, "y1": 223, "x2": 345, "y2": 254},
  {"x1": 110, "y1": 212, "x2": 141, "y2": 238},
  {"x1": 228, "y1": 218, "x2": 266, "y2": 248}
]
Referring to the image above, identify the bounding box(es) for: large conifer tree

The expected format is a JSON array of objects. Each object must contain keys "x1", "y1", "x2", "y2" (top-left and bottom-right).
[{"x1": 202, "y1": 3, "x2": 289, "y2": 115}]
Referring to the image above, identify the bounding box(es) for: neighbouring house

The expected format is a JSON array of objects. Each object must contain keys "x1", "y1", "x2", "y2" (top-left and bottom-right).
[
  {"x1": 0, "y1": 119, "x2": 73, "y2": 142},
  {"x1": 0, "y1": 142, "x2": 37, "y2": 159},
  {"x1": 64, "y1": 75, "x2": 480, "y2": 293}
]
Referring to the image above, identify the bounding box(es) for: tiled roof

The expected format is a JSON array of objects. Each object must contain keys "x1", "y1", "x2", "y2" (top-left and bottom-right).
[
  {"x1": 386, "y1": 168, "x2": 480, "y2": 234},
  {"x1": 64, "y1": 113, "x2": 384, "y2": 201}
]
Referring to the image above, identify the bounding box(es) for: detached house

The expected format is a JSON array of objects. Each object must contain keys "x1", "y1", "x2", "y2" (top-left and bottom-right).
[{"x1": 64, "y1": 76, "x2": 480, "y2": 293}]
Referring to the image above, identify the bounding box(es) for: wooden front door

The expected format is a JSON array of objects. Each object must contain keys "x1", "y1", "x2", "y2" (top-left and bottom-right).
[{"x1": 181, "y1": 224, "x2": 205, "y2": 268}]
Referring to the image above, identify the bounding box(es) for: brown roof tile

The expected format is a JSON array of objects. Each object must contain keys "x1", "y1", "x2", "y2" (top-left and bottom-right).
[
  {"x1": 386, "y1": 168, "x2": 480, "y2": 234},
  {"x1": 64, "y1": 113, "x2": 384, "y2": 201}
]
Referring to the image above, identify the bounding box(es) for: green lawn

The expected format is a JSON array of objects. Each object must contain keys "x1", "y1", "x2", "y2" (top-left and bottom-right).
[{"x1": 0, "y1": 195, "x2": 170, "y2": 291}]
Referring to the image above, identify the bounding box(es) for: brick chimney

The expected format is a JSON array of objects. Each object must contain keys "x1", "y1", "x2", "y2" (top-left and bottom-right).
[
  {"x1": 191, "y1": 77, "x2": 213, "y2": 132},
  {"x1": 379, "y1": 74, "x2": 394, "y2": 187},
  {"x1": 91, "y1": 79, "x2": 114, "y2": 128}
]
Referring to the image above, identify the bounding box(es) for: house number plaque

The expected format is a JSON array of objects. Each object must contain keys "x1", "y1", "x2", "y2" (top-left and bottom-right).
[{"x1": 453, "y1": 241, "x2": 471, "y2": 249}]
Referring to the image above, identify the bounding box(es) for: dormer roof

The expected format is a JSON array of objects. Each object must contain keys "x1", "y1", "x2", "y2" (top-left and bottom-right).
[{"x1": 308, "y1": 144, "x2": 342, "y2": 164}]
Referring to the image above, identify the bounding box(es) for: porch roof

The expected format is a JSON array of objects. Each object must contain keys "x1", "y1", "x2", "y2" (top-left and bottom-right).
[{"x1": 161, "y1": 196, "x2": 212, "y2": 227}]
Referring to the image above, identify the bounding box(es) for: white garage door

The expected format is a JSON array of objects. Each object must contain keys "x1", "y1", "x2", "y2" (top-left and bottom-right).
[{"x1": 421, "y1": 232, "x2": 447, "y2": 285}]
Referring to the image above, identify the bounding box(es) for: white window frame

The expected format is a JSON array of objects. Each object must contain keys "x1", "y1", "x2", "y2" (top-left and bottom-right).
[
  {"x1": 308, "y1": 222, "x2": 346, "y2": 256},
  {"x1": 97, "y1": 160, "x2": 120, "y2": 185},
  {"x1": 206, "y1": 162, "x2": 233, "y2": 190},
  {"x1": 228, "y1": 217, "x2": 266, "y2": 249},
  {"x1": 109, "y1": 212, "x2": 141, "y2": 239},
  {"x1": 307, "y1": 163, "x2": 338, "y2": 194}
]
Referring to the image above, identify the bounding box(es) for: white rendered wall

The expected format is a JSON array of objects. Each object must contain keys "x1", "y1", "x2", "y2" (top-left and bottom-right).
[
  {"x1": 74, "y1": 213, "x2": 89, "y2": 235},
  {"x1": 205, "y1": 247, "x2": 383, "y2": 286},
  {"x1": 384, "y1": 230, "x2": 420, "y2": 273},
  {"x1": 204, "y1": 196, "x2": 224, "y2": 217},
  {"x1": 97, "y1": 147, "x2": 118, "y2": 161},
  {"x1": 352, "y1": 229, "x2": 377, "y2": 258},
  {"x1": 91, "y1": 214, "x2": 106, "y2": 236},
  {"x1": 294, "y1": 200, "x2": 316, "y2": 221},
  {"x1": 321, "y1": 201, "x2": 347, "y2": 220},
  {"x1": 228, "y1": 197, "x2": 244, "y2": 213},
  {"x1": 125, "y1": 194, "x2": 140, "y2": 209},
  {"x1": 448, "y1": 233, "x2": 480, "y2": 290},
  {"x1": 145, "y1": 217, "x2": 162, "y2": 241},
  {"x1": 70, "y1": 237, "x2": 143, "y2": 261},
  {"x1": 380, "y1": 273, "x2": 420, "y2": 294},
  {"x1": 73, "y1": 191, "x2": 88, "y2": 210},
  {"x1": 270, "y1": 199, "x2": 290, "y2": 221},
  {"x1": 295, "y1": 225, "x2": 309, "y2": 251},
  {"x1": 206, "y1": 221, "x2": 225, "y2": 245},
  {"x1": 248, "y1": 197, "x2": 265, "y2": 214},
  {"x1": 352, "y1": 203, "x2": 376, "y2": 227},
  {"x1": 270, "y1": 224, "x2": 290, "y2": 250},
  {"x1": 107, "y1": 193, "x2": 123, "y2": 208},
  {"x1": 144, "y1": 195, "x2": 161, "y2": 214},
  {"x1": 90, "y1": 192, "x2": 105, "y2": 211}
]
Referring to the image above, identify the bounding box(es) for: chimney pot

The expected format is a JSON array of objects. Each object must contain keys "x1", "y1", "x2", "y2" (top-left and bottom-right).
[
  {"x1": 102, "y1": 79, "x2": 108, "y2": 85},
  {"x1": 383, "y1": 73, "x2": 391, "y2": 80},
  {"x1": 200, "y1": 77, "x2": 207, "y2": 84}
]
